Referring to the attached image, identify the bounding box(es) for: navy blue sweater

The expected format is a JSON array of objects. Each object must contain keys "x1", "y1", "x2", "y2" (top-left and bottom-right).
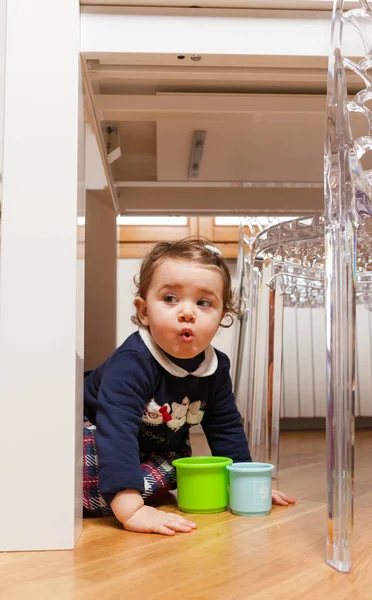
[{"x1": 84, "y1": 329, "x2": 252, "y2": 504}]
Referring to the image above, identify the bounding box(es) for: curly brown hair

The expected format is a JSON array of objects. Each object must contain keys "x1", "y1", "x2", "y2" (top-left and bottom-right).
[{"x1": 131, "y1": 237, "x2": 243, "y2": 328}]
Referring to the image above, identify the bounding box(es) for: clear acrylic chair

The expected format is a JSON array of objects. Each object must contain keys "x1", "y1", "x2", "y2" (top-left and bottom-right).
[
  {"x1": 324, "y1": 0, "x2": 372, "y2": 572},
  {"x1": 245, "y1": 211, "x2": 372, "y2": 573},
  {"x1": 244, "y1": 0, "x2": 372, "y2": 572},
  {"x1": 232, "y1": 0, "x2": 372, "y2": 571},
  {"x1": 246, "y1": 215, "x2": 325, "y2": 478},
  {"x1": 230, "y1": 216, "x2": 291, "y2": 437}
]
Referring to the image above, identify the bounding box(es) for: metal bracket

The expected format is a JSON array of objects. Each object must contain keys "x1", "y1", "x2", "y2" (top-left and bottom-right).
[
  {"x1": 188, "y1": 130, "x2": 207, "y2": 178},
  {"x1": 102, "y1": 123, "x2": 121, "y2": 164}
]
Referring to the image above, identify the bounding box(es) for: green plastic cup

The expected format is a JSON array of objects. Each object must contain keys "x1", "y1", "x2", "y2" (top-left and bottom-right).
[{"x1": 172, "y1": 456, "x2": 233, "y2": 514}]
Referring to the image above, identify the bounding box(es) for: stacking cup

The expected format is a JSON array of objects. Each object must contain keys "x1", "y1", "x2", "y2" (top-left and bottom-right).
[
  {"x1": 227, "y1": 462, "x2": 274, "y2": 516},
  {"x1": 172, "y1": 456, "x2": 233, "y2": 513}
]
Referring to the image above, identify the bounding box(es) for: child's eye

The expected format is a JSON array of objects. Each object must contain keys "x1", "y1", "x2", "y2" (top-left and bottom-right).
[
  {"x1": 164, "y1": 294, "x2": 178, "y2": 304},
  {"x1": 197, "y1": 299, "x2": 212, "y2": 308}
]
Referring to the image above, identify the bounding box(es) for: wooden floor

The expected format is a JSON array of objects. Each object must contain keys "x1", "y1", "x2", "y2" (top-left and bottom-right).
[{"x1": 1, "y1": 430, "x2": 372, "y2": 600}]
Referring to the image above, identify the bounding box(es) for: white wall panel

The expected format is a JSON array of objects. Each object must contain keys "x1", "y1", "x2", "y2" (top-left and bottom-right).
[
  {"x1": 311, "y1": 307, "x2": 327, "y2": 417},
  {"x1": 356, "y1": 306, "x2": 372, "y2": 417},
  {"x1": 0, "y1": 0, "x2": 84, "y2": 550},
  {"x1": 282, "y1": 306, "x2": 300, "y2": 417},
  {"x1": 0, "y1": 0, "x2": 5, "y2": 202},
  {"x1": 296, "y1": 308, "x2": 315, "y2": 417}
]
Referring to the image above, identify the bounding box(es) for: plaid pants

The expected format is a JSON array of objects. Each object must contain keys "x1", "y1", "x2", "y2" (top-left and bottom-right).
[{"x1": 83, "y1": 417, "x2": 191, "y2": 517}]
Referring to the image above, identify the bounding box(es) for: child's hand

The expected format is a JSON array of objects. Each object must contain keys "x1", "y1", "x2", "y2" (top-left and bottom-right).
[
  {"x1": 272, "y1": 489, "x2": 295, "y2": 506},
  {"x1": 123, "y1": 505, "x2": 197, "y2": 536}
]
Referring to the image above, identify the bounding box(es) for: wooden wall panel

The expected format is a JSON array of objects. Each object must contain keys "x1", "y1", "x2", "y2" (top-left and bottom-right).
[{"x1": 85, "y1": 191, "x2": 117, "y2": 370}]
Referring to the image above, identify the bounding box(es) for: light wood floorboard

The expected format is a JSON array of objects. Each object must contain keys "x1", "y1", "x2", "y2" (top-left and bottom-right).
[{"x1": 1, "y1": 431, "x2": 372, "y2": 599}]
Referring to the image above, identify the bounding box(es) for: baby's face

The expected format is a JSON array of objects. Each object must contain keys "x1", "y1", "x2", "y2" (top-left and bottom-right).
[{"x1": 134, "y1": 259, "x2": 225, "y2": 359}]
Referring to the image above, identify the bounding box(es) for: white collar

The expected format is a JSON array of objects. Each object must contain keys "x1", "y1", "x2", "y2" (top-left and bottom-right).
[{"x1": 139, "y1": 328, "x2": 218, "y2": 378}]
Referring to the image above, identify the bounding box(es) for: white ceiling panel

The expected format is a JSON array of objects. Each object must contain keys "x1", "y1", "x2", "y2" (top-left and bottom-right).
[{"x1": 156, "y1": 93, "x2": 325, "y2": 183}]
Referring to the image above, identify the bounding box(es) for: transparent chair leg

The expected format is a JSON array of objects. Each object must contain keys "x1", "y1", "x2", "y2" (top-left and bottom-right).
[
  {"x1": 324, "y1": 0, "x2": 359, "y2": 571},
  {"x1": 250, "y1": 261, "x2": 271, "y2": 462},
  {"x1": 325, "y1": 223, "x2": 355, "y2": 573},
  {"x1": 244, "y1": 264, "x2": 260, "y2": 444},
  {"x1": 231, "y1": 233, "x2": 245, "y2": 391},
  {"x1": 233, "y1": 310, "x2": 248, "y2": 401},
  {"x1": 231, "y1": 313, "x2": 243, "y2": 393},
  {"x1": 266, "y1": 284, "x2": 284, "y2": 477}
]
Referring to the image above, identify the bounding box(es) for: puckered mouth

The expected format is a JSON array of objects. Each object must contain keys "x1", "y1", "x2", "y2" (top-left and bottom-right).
[{"x1": 180, "y1": 328, "x2": 194, "y2": 338}]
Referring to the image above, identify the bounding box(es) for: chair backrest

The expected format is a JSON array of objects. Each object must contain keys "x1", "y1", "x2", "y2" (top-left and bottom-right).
[{"x1": 325, "y1": 1, "x2": 372, "y2": 227}]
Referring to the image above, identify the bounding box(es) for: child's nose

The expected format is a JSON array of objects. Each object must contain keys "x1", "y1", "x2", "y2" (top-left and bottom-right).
[{"x1": 178, "y1": 304, "x2": 196, "y2": 322}]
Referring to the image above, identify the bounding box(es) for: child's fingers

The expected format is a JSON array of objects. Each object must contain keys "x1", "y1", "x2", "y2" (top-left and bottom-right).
[
  {"x1": 154, "y1": 524, "x2": 176, "y2": 536},
  {"x1": 272, "y1": 494, "x2": 289, "y2": 506},
  {"x1": 123, "y1": 505, "x2": 197, "y2": 534},
  {"x1": 165, "y1": 519, "x2": 194, "y2": 532},
  {"x1": 152, "y1": 510, "x2": 197, "y2": 534},
  {"x1": 280, "y1": 493, "x2": 295, "y2": 504},
  {"x1": 161, "y1": 511, "x2": 197, "y2": 528},
  {"x1": 272, "y1": 490, "x2": 296, "y2": 505}
]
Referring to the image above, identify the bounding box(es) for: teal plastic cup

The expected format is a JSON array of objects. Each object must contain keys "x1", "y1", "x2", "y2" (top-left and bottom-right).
[
  {"x1": 227, "y1": 462, "x2": 274, "y2": 516},
  {"x1": 172, "y1": 456, "x2": 233, "y2": 513}
]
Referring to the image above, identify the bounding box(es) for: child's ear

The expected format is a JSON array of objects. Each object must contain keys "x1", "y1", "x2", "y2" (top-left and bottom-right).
[
  {"x1": 220, "y1": 311, "x2": 233, "y2": 328},
  {"x1": 134, "y1": 297, "x2": 149, "y2": 326}
]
